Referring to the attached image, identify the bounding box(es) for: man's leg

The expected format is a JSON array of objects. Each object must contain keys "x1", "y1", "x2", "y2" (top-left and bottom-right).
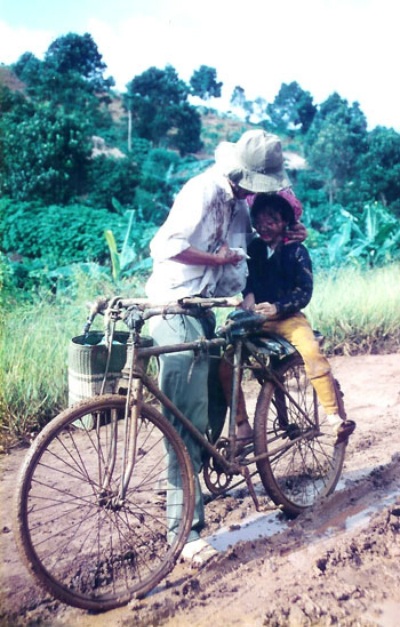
[{"x1": 150, "y1": 315, "x2": 209, "y2": 543}]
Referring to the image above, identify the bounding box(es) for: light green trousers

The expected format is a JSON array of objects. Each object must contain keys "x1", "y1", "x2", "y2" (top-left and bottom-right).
[{"x1": 149, "y1": 314, "x2": 209, "y2": 543}]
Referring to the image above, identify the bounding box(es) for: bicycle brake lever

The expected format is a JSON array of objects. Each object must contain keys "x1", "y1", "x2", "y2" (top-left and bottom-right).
[{"x1": 83, "y1": 297, "x2": 110, "y2": 336}]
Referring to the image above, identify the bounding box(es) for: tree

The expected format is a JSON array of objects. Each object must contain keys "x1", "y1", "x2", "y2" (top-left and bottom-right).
[
  {"x1": 356, "y1": 126, "x2": 400, "y2": 216},
  {"x1": 229, "y1": 85, "x2": 255, "y2": 121},
  {"x1": 44, "y1": 33, "x2": 114, "y2": 92},
  {"x1": 168, "y1": 102, "x2": 202, "y2": 155},
  {"x1": 12, "y1": 52, "x2": 42, "y2": 89},
  {"x1": 13, "y1": 34, "x2": 114, "y2": 114},
  {"x1": 126, "y1": 65, "x2": 201, "y2": 154},
  {"x1": 230, "y1": 86, "x2": 246, "y2": 109},
  {"x1": 86, "y1": 155, "x2": 141, "y2": 211},
  {"x1": 1, "y1": 104, "x2": 92, "y2": 204},
  {"x1": 267, "y1": 81, "x2": 317, "y2": 134},
  {"x1": 304, "y1": 93, "x2": 368, "y2": 204},
  {"x1": 190, "y1": 65, "x2": 222, "y2": 99}
]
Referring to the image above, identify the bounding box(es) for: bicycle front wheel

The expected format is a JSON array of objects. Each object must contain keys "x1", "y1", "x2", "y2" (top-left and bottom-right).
[
  {"x1": 14, "y1": 394, "x2": 195, "y2": 611},
  {"x1": 254, "y1": 355, "x2": 346, "y2": 516}
]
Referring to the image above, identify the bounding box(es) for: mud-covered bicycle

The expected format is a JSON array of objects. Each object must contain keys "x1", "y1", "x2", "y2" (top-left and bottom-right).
[{"x1": 14, "y1": 296, "x2": 348, "y2": 611}]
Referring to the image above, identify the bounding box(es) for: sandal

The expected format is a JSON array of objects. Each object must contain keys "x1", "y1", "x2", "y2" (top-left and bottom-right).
[
  {"x1": 180, "y1": 538, "x2": 219, "y2": 567},
  {"x1": 335, "y1": 420, "x2": 356, "y2": 446}
]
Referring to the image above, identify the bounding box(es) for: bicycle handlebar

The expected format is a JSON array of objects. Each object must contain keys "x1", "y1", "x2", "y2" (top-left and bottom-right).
[{"x1": 84, "y1": 295, "x2": 242, "y2": 335}]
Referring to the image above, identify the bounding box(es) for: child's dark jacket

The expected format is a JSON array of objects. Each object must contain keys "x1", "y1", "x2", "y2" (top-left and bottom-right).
[{"x1": 243, "y1": 239, "x2": 313, "y2": 317}]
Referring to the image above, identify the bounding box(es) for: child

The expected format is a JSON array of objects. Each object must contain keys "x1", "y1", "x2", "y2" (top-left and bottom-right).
[{"x1": 221, "y1": 192, "x2": 356, "y2": 446}]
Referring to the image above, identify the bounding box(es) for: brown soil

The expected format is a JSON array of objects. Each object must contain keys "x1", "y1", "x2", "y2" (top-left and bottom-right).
[{"x1": 1, "y1": 353, "x2": 399, "y2": 627}]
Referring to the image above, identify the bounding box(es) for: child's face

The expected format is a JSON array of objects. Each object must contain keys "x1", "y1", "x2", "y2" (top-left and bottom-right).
[{"x1": 253, "y1": 207, "x2": 287, "y2": 246}]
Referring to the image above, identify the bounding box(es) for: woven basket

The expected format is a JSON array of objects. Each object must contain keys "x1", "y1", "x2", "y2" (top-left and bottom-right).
[{"x1": 68, "y1": 331, "x2": 130, "y2": 408}]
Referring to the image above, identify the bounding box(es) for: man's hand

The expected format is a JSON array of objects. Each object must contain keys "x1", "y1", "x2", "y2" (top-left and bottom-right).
[
  {"x1": 286, "y1": 222, "x2": 307, "y2": 243},
  {"x1": 172, "y1": 244, "x2": 245, "y2": 267},
  {"x1": 215, "y1": 243, "x2": 246, "y2": 265}
]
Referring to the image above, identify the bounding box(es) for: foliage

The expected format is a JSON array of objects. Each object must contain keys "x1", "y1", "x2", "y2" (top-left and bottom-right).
[
  {"x1": 303, "y1": 202, "x2": 400, "y2": 270},
  {"x1": 190, "y1": 65, "x2": 223, "y2": 99},
  {"x1": 230, "y1": 86, "x2": 246, "y2": 109},
  {"x1": 1, "y1": 103, "x2": 92, "y2": 203},
  {"x1": 1, "y1": 263, "x2": 400, "y2": 447},
  {"x1": 266, "y1": 81, "x2": 317, "y2": 134},
  {"x1": 1, "y1": 200, "x2": 127, "y2": 269},
  {"x1": 13, "y1": 33, "x2": 114, "y2": 100},
  {"x1": 44, "y1": 32, "x2": 113, "y2": 91},
  {"x1": 1, "y1": 31, "x2": 400, "y2": 297},
  {"x1": 336, "y1": 203, "x2": 400, "y2": 267},
  {"x1": 356, "y1": 126, "x2": 400, "y2": 215},
  {"x1": 126, "y1": 65, "x2": 202, "y2": 154},
  {"x1": 104, "y1": 210, "x2": 139, "y2": 282},
  {"x1": 304, "y1": 93, "x2": 368, "y2": 205},
  {"x1": 86, "y1": 154, "x2": 140, "y2": 211},
  {"x1": 123, "y1": 147, "x2": 182, "y2": 244},
  {"x1": 0, "y1": 80, "x2": 26, "y2": 115}
]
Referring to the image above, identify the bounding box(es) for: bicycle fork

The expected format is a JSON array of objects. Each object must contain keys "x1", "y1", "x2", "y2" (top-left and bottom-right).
[{"x1": 99, "y1": 339, "x2": 143, "y2": 508}]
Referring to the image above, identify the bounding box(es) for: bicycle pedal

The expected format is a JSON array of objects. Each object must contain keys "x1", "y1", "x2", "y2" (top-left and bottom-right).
[{"x1": 234, "y1": 443, "x2": 254, "y2": 459}]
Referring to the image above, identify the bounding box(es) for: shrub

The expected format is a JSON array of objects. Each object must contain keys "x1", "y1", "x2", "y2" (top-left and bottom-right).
[{"x1": 1, "y1": 200, "x2": 129, "y2": 267}]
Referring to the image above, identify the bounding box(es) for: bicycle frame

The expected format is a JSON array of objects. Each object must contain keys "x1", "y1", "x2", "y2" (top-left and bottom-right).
[
  {"x1": 14, "y1": 297, "x2": 347, "y2": 612},
  {"x1": 96, "y1": 297, "x2": 320, "y2": 510}
]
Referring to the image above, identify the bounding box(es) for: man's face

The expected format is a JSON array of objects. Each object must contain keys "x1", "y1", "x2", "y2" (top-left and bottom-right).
[
  {"x1": 253, "y1": 207, "x2": 287, "y2": 245},
  {"x1": 230, "y1": 182, "x2": 253, "y2": 200}
]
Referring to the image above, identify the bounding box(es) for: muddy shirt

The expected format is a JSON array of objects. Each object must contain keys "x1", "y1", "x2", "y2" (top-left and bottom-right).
[
  {"x1": 146, "y1": 166, "x2": 253, "y2": 302},
  {"x1": 243, "y1": 239, "x2": 313, "y2": 316}
]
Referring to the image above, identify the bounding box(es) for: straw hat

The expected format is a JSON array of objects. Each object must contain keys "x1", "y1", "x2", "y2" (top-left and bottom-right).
[{"x1": 215, "y1": 130, "x2": 291, "y2": 193}]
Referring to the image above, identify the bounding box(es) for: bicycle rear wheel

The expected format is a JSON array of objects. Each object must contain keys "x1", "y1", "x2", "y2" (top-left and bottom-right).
[
  {"x1": 14, "y1": 394, "x2": 195, "y2": 611},
  {"x1": 254, "y1": 355, "x2": 346, "y2": 516}
]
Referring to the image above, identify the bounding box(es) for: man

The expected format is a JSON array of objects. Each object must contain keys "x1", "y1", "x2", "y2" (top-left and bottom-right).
[{"x1": 146, "y1": 130, "x2": 304, "y2": 565}]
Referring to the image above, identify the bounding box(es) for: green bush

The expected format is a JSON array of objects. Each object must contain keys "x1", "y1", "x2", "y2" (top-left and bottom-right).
[
  {"x1": 1, "y1": 199, "x2": 129, "y2": 267},
  {"x1": 86, "y1": 155, "x2": 140, "y2": 211}
]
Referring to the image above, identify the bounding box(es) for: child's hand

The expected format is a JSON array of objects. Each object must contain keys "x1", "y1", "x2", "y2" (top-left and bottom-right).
[
  {"x1": 240, "y1": 293, "x2": 256, "y2": 311},
  {"x1": 254, "y1": 302, "x2": 278, "y2": 318}
]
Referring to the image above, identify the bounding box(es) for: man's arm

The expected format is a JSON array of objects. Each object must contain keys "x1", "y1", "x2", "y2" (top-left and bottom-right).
[{"x1": 172, "y1": 244, "x2": 245, "y2": 267}]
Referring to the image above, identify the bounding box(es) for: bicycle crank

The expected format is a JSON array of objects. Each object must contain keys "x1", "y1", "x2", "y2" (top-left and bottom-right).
[{"x1": 203, "y1": 439, "x2": 233, "y2": 495}]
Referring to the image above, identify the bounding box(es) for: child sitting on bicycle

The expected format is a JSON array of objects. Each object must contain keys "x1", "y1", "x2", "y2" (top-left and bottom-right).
[{"x1": 222, "y1": 192, "x2": 356, "y2": 446}]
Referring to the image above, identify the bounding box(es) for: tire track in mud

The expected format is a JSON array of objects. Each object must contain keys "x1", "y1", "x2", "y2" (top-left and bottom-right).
[{"x1": 109, "y1": 454, "x2": 400, "y2": 626}]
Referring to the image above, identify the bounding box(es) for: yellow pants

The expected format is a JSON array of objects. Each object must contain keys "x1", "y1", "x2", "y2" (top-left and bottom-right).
[{"x1": 219, "y1": 312, "x2": 338, "y2": 422}]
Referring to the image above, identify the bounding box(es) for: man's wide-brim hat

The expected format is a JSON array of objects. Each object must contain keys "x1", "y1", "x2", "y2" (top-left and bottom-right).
[{"x1": 215, "y1": 130, "x2": 291, "y2": 193}]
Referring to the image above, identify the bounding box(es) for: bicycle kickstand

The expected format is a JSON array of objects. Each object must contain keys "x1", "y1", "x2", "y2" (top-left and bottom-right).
[{"x1": 242, "y1": 466, "x2": 260, "y2": 512}]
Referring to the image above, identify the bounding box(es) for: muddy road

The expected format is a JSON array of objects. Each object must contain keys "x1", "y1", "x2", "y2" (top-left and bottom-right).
[{"x1": 1, "y1": 353, "x2": 399, "y2": 626}]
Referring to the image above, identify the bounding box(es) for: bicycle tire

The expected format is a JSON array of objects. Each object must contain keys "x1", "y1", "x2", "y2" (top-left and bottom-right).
[
  {"x1": 254, "y1": 354, "x2": 346, "y2": 516},
  {"x1": 14, "y1": 394, "x2": 195, "y2": 611}
]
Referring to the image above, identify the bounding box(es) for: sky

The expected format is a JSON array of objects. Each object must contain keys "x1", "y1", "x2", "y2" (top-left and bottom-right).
[{"x1": 0, "y1": 0, "x2": 398, "y2": 131}]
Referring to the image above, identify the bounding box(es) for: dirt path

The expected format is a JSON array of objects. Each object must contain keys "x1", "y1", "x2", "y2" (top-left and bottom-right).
[{"x1": 1, "y1": 353, "x2": 399, "y2": 627}]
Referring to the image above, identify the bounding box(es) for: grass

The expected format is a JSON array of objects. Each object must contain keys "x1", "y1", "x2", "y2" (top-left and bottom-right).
[
  {"x1": 305, "y1": 263, "x2": 400, "y2": 355},
  {"x1": 1, "y1": 263, "x2": 400, "y2": 448}
]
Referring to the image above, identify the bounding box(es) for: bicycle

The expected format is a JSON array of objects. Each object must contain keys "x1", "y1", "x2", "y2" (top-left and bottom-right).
[{"x1": 14, "y1": 296, "x2": 348, "y2": 611}]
